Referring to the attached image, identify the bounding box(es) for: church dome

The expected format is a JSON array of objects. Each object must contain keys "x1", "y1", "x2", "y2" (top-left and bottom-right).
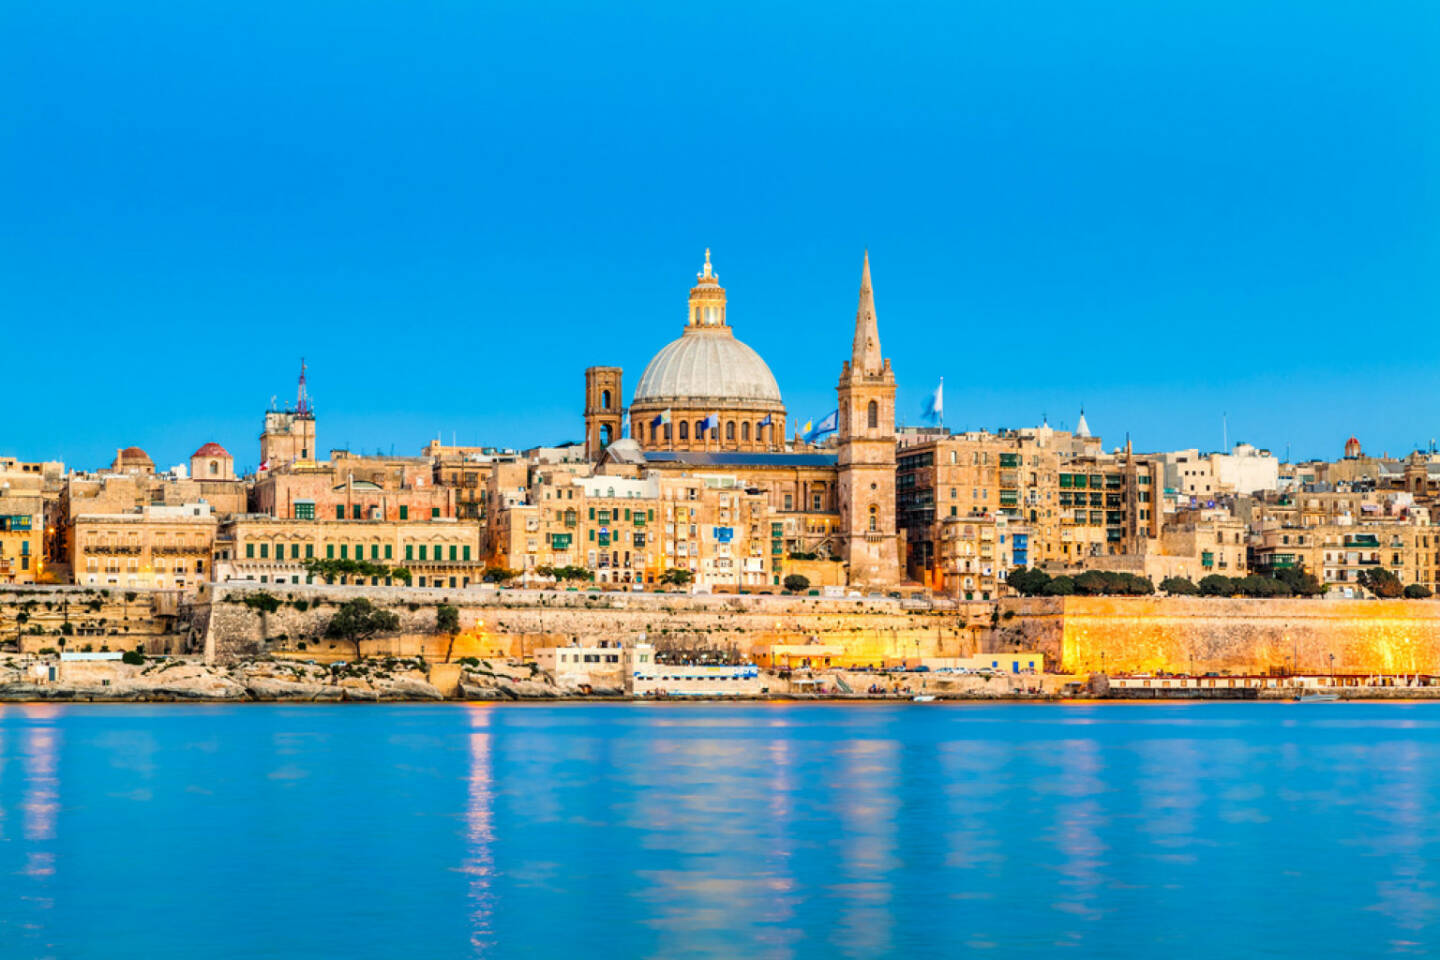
[{"x1": 634, "y1": 327, "x2": 782, "y2": 404}]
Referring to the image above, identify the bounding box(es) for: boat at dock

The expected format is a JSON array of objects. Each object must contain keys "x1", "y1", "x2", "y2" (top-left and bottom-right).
[
  {"x1": 912, "y1": 694, "x2": 936, "y2": 703},
  {"x1": 1294, "y1": 693, "x2": 1340, "y2": 703}
]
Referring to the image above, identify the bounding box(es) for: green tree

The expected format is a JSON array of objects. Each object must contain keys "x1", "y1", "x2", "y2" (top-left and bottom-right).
[
  {"x1": 483, "y1": 566, "x2": 519, "y2": 584},
  {"x1": 1159, "y1": 576, "x2": 1199, "y2": 596},
  {"x1": 660, "y1": 568, "x2": 694, "y2": 587},
  {"x1": 324, "y1": 598, "x2": 400, "y2": 660},
  {"x1": 1404, "y1": 583, "x2": 1433, "y2": 599},
  {"x1": 1358, "y1": 567, "x2": 1404, "y2": 599},
  {"x1": 1274, "y1": 565, "x2": 1325, "y2": 597},
  {"x1": 1198, "y1": 574, "x2": 1235, "y2": 597},
  {"x1": 1007, "y1": 567, "x2": 1052, "y2": 597},
  {"x1": 436, "y1": 603, "x2": 461, "y2": 662},
  {"x1": 1042, "y1": 575, "x2": 1075, "y2": 596},
  {"x1": 783, "y1": 574, "x2": 810, "y2": 594}
]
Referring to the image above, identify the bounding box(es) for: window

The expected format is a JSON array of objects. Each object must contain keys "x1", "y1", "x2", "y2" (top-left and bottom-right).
[
  {"x1": 306, "y1": 544, "x2": 314, "y2": 558},
  {"x1": 399, "y1": 506, "x2": 408, "y2": 520},
  {"x1": 679, "y1": 421, "x2": 689, "y2": 440},
  {"x1": 869, "y1": 505, "x2": 879, "y2": 532},
  {"x1": 326, "y1": 545, "x2": 335, "y2": 559},
  {"x1": 601, "y1": 389, "x2": 611, "y2": 409},
  {"x1": 294, "y1": 502, "x2": 314, "y2": 520},
  {"x1": 291, "y1": 544, "x2": 300, "y2": 559},
  {"x1": 352, "y1": 504, "x2": 362, "y2": 520},
  {"x1": 450, "y1": 545, "x2": 457, "y2": 561},
  {"x1": 742, "y1": 422, "x2": 750, "y2": 442},
  {"x1": 463, "y1": 546, "x2": 471, "y2": 561},
  {"x1": 726, "y1": 421, "x2": 735, "y2": 441},
  {"x1": 245, "y1": 543, "x2": 254, "y2": 559},
  {"x1": 419, "y1": 545, "x2": 427, "y2": 560},
  {"x1": 405, "y1": 545, "x2": 413, "y2": 561},
  {"x1": 340, "y1": 545, "x2": 347, "y2": 559},
  {"x1": 867, "y1": 400, "x2": 878, "y2": 429},
  {"x1": 335, "y1": 505, "x2": 344, "y2": 520},
  {"x1": 431, "y1": 507, "x2": 440, "y2": 518}
]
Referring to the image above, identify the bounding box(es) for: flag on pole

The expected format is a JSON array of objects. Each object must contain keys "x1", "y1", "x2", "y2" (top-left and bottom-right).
[
  {"x1": 622, "y1": 412, "x2": 631, "y2": 438},
  {"x1": 700, "y1": 412, "x2": 719, "y2": 433},
  {"x1": 804, "y1": 410, "x2": 838, "y2": 443},
  {"x1": 650, "y1": 408, "x2": 671, "y2": 428},
  {"x1": 924, "y1": 378, "x2": 944, "y2": 425},
  {"x1": 759, "y1": 414, "x2": 772, "y2": 427}
]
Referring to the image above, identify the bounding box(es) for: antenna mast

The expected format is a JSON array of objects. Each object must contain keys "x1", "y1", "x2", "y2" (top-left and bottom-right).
[{"x1": 296, "y1": 358, "x2": 311, "y2": 417}]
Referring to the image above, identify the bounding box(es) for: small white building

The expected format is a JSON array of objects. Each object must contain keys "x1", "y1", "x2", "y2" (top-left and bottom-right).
[{"x1": 626, "y1": 643, "x2": 767, "y2": 696}]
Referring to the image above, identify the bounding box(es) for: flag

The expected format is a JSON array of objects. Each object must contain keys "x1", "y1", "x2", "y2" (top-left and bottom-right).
[
  {"x1": 622, "y1": 412, "x2": 630, "y2": 438},
  {"x1": 924, "y1": 378, "x2": 944, "y2": 423},
  {"x1": 650, "y1": 408, "x2": 671, "y2": 428},
  {"x1": 804, "y1": 410, "x2": 838, "y2": 443},
  {"x1": 700, "y1": 412, "x2": 719, "y2": 433},
  {"x1": 259, "y1": 459, "x2": 270, "y2": 472},
  {"x1": 759, "y1": 414, "x2": 772, "y2": 427},
  {"x1": 801, "y1": 419, "x2": 813, "y2": 435}
]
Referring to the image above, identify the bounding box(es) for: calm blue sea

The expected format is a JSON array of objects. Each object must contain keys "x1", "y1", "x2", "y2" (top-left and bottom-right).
[{"x1": 2, "y1": 702, "x2": 1438, "y2": 959}]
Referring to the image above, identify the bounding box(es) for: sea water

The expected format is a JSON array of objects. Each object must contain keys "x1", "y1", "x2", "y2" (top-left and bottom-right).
[{"x1": 2, "y1": 701, "x2": 1437, "y2": 958}]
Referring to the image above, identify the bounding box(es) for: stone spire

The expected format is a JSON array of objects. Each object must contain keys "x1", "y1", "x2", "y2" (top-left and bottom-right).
[{"x1": 851, "y1": 251, "x2": 882, "y2": 375}]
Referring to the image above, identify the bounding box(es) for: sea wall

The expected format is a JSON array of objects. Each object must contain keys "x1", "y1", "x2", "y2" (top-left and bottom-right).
[
  {"x1": 199, "y1": 583, "x2": 994, "y2": 665},
  {"x1": 1024, "y1": 596, "x2": 1440, "y2": 675}
]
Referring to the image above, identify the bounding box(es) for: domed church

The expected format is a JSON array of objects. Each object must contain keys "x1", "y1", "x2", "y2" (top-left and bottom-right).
[
  {"x1": 582, "y1": 250, "x2": 901, "y2": 587},
  {"x1": 622, "y1": 250, "x2": 786, "y2": 453}
]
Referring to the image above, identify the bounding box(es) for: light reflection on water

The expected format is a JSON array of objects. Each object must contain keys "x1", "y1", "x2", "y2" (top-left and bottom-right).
[{"x1": 1, "y1": 702, "x2": 1439, "y2": 958}]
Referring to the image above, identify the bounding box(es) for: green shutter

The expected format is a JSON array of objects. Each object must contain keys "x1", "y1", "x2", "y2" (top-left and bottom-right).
[
  {"x1": 336, "y1": 505, "x2": 344, "y2": 519},
  {"x1": 449, "y1": 545, "x2": 457, "y2": 561},
  {"x1": 405, "y1": 545, "x2": 413, "y2": 561},
  {"x1": 326, "y1": 544, "x2": 334, "y2": 559},
  {"x1": 431, "y1": 507, "x2": 439, "y2": 518},
  {"x1": 385, "y1": 544, "x2": 392, "y2": 559},
  {"x1": 306, "y1": 544, "x2": 314, "y2": 559},
  {"x1": 246, "y1": 543, "x2": 254, "y2": 558},
  {"x1": 400, "y1": 506, "x2": 408, "y2": 520},
  {"x1": 463, "y1": 546, "x2": 471, "y2": 560}
]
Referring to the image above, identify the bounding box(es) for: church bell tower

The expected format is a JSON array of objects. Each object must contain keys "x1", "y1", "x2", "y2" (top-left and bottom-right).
[
  {"x1": 836, "y1": 253, "x2": 901, "y2": 587},
  {"x1": 584, "y1": 366, "x2": 624, "y2": 460}
]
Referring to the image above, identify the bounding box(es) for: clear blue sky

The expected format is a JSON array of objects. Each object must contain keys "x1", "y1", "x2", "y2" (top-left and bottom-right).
[{"x1": 3, "y1": 1, "x2": 1435, "y2": 472}]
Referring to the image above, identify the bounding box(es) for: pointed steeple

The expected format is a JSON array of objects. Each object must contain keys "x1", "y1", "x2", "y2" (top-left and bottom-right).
[
  {"x1": 1076, "y1": 406, "x2": 1091, "y2": 439},
  {"x1": 851, "y1": 251, "x2": 882, "y2": 375}
]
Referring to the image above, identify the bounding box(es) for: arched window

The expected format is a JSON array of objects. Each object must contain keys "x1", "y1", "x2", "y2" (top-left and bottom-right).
[
  {"x1": 867, "y1": 400, "x2": 879, "y2": 429},
  {"x1": 599, "y1": 424, "x2": 613, "y2": 447},
  {"x1": 664, "y1": 423, "x2": 672, "y2": 441},
  {"x1": 726, "y1": 421, "x2": 736, "y2": 441},
  {"x1": 869, "y1": 505, "x2": 879, "y2": 532},
  {"x1": 695, "y1": 420, "x2": 705, "y2": 439},
  {"x1": 679, "y1": 421, "x2": 689, "y2": 440},
  {"x1": 601, "y1": 389, "x2": 611, "y2": 409},
  {"x1": 742, "y1": 421, "x2": 751, "y2": 442},
  {"x1": 209, "y1": 460, "x2": 219, "y2": 476}
]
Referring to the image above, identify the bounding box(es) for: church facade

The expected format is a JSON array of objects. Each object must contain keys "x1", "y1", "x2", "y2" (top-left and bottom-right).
[{"x1": 584, "y1": 251, "x2": 901, "y2": 587}]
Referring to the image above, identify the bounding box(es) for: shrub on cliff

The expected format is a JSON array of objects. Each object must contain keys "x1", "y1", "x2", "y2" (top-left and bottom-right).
[
  {"x1": 1160, "y1": 577, "x2": 1198, "y2": 596},
  {"x1": 121, "y1": 649, "x2": 146, "y2": 665},
  {"x1": 783, "y1": 574, "x2": 810, "y2": 594},
  {"x1": 1405, "y1": 584, "x2": 1433, "y2": 599}
]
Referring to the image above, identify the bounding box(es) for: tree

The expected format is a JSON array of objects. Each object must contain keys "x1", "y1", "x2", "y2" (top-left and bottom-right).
[
  {"x1": 1274, "y1": 565, "x2": 1324, "y2": 597},
  {"x1": 1007, "y1": 567, "x2": 1052, "y2": 597},
  {"x1": 1198, "y1": 574, "x2": 1235, "y2": 597},
  {"x1": 1160, "y1": 576, "x2": 1198, "y2": 596},
  {"x1": 1357, "y1": 567, "x2": 1404, "y2": 599},
  {"x1": 1042, "y1": 575, "x2": 1075, "y2": 596},
  {"x1": 1405, "y1": 584, "x2": 1433, "y2": 599},
  {"x1": 324, "y1": 598, "x2": 400, "y2": 660},
  {"x1": 660, "y1": 568, "x2": 694, "y2": 587},
  {"x1": 483, "y1": 566, "x2": 519, "y2": 584},
  {"x1": 783, "y1": 574, "x2": 810, "y2": 594},
  {"x1": 436, "y1": 604, "x2": 461, "y2": 662}
]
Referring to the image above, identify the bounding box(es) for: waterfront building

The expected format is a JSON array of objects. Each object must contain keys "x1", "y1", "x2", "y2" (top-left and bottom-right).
[
  {"x1": 213, "y1": 515, "x2": 482, "y2": 587},
  {"x1": 69, "y1": 502, "x2": 216, "y2": 590},
  {"x1": 0, "y1": 469, "x2": 44, "y2": 583}
]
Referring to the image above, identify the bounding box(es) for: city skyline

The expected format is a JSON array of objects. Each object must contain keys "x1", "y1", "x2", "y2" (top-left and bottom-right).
[{"x1": 4, "y1": 1, "x2": 1435, "y2": 468}]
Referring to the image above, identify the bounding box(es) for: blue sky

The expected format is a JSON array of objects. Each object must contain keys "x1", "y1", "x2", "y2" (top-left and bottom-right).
[{"x1": 3, "y1": 1, "x2": 1435, "y2": 472}]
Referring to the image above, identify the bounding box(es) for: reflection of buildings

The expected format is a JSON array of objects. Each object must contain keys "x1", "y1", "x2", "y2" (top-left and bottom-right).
[{"x1": 463, "y1": 707, "x2": 495, "y2": 953}]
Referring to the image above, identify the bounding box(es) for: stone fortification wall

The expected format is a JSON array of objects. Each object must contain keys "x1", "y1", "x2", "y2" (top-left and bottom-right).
[
  {"x1": 0, "y1": 584, "x2": 190, "y2": 656},
  {"x1": 200, "y1": 583, "x2": 993, "y2": 665},
  {"x1": 1045, "y1": 596, "x2": 1440, "y2": 675}
]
